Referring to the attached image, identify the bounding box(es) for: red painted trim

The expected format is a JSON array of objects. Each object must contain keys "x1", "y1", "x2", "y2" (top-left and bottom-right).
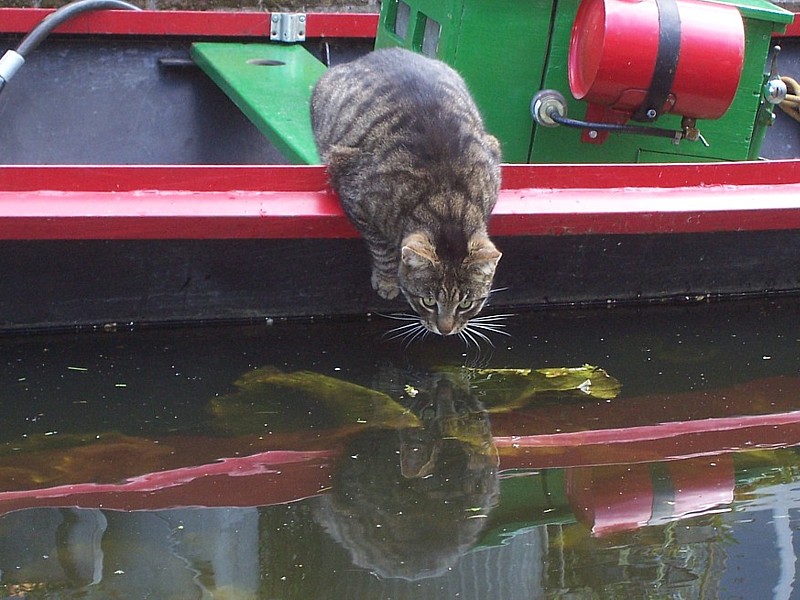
[
  {"x1": 0, "y1": 8, "x2": 379, "y2": 38},
  {"x1": 1, "y1": 7, "x2": 792, "y2": 41},
  {"x1": 2, "y1": 164, "x2": 800, "y2": 240},
  {"x1": 778, "y1": 17, "x2": 800, "y2": 38},
  {"x1": 6, "y1": 161, "x2": 799, "y2": 193},
  {"x1": 501, "y1": 159, "x2": 800, "y2": 188},
  {"x1": 7, "y1": 159, "x2": 800, "y2": 192},
  {"x1": 0, "y1": 165, "x2": 330, "y2": 192},
  {"x1": 493, "y1": 181, "x2": 800, "y2": 236}
]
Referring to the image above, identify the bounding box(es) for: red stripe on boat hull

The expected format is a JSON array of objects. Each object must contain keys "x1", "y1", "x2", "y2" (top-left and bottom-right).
[{"x1": 2, "y1": 165, "x2": 800, "y2": 239}]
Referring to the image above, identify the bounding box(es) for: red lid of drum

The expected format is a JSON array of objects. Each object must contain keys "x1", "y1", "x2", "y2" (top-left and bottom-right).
[{"x1": 568, "y1": 0, "x2": 606, "y2": 100}]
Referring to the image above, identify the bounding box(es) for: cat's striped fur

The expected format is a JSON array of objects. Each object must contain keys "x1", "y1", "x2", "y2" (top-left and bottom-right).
[{"x1": 311, "y1": 48, "x2": 502, "y2": 336}]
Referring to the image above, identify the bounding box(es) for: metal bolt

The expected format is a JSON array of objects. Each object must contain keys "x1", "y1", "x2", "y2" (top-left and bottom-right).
[
  {"x1": 588, "y1": 130, "x2": 598, "y2": 139},
  {"x1": 646, "y1": 108, "x2": 657, "y2": 120}
]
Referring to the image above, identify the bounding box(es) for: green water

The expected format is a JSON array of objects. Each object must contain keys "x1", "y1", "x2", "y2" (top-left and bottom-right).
[{"x1": 1, "y1": 297, "x2": 799, "y2": 599}]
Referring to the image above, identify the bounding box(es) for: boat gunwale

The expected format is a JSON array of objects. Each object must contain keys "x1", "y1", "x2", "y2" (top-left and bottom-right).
[
  {"x1": 2, "y1": 8, "x2": 800, "y2": 240},
  {"x1": 0, "y1": 8, "x2": 379, "y2": 39},
  {"x1": 2, "y1": 163, "x2": 800, "y2": 239},
  {"x1": 0, "y1": 7, "x2": 796, "y2": 38}
]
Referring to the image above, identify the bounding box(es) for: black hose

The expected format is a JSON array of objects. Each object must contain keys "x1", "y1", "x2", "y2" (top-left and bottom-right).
[
  {"x1": 16, "y1": 0, "x2": 141, "y2": 57},
  {"x1": 548, "y1": 111, "x2": 681, "y2": 141}
]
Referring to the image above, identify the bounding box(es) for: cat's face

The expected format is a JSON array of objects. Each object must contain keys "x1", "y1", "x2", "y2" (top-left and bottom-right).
[{"x1": 399, "y1": 232, "x2": 501, "y2": 336}]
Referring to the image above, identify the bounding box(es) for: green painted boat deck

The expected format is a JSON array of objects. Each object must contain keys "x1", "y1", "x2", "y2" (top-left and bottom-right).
[{"x1": 191, "y1": 42, "x2": 326, "y2": 164}]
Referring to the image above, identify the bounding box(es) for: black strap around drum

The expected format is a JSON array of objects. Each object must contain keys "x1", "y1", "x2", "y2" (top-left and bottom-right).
[{"x1": 633, "y1": 0, "x2": 682, "y2": 122}]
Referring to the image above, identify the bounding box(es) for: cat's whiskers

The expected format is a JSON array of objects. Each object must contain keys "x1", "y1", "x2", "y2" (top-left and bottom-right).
[
  {"x1": 458, "y1": 327, "x2": 484, "y2": 350},
  {"x1": 383, "y1": 321, "x2": 422, "y2": 341},
  {"x1": 470, "y1": 312, "x2": 511, "y2": 329},
  {"x1": 457, "y1": 326, "x2": 496, "y2": 366},
  {"x1": 469, "y1": 312, "x2": 515, "y2": 322},
  {"x1": 380, "y1": 313, "x2": 431, "y2": 347},
  {"x1": 404, "y1": 325, "x2": 430, "y2": 348},
  {"x1": 456, "y1": 312, "x2": 513, "y2": 353},
  {"x1": 468, "y1": 322, "x2": 511, "y2": 337},
  {"x1": 484, "y1": 287, "x2": 509, "y2": 306},
  {"x1": 381, "y1": 312, "x2": 510, "y2": 350},
  {"x1": 377, "y1": 312, "x2": 420, "y2": 321}
]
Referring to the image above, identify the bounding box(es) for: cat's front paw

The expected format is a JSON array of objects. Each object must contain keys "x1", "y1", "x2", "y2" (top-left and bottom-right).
[{"x1": 372, "y1": 272, "x2": 400, "y2": 300}]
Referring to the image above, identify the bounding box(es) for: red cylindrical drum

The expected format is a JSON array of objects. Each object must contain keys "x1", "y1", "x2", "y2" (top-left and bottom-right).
[{"x1": 568, "y1": 0, "x2": 745, "y2": 120}]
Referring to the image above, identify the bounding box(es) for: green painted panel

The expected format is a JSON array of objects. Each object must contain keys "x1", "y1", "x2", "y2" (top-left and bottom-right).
[
  {"x1": 715, "y1": 0, "x2": 793, "y2": 24},
  {"x1": 373, "y1": 0, "x2": 789, "y2": 164},
  {"x1": 530, "y1": 0, "x2": 782, "y2": 163},
  {"x1": 191, "y1": 42, "x2": 325, "y2": 165},
  {"x1": 376, "y1": 0, "x2": 554, "y2": 163},
  {"x1": 452, "y1": 0, "x2": 555, "y2": 163}
]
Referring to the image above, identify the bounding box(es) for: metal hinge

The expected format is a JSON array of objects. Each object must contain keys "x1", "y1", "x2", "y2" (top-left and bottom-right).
[{"x1": 270, "y1": 13, "x2": 307, "y2": 43}]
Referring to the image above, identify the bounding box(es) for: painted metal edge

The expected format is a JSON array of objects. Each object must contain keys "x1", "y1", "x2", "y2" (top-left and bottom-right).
[
  {"x1": 0, "y1": 8, "x2": 379, "y2": 38},
  {"x1": 3, "y1": 161, "x2": 800, "y2": 192},
  {"x1": 2, "y1": 180, "x2": 800, "y2": 239}
]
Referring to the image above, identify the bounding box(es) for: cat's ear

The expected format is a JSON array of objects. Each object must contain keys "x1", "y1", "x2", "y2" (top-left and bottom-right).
[
  {"x1": 401, "y1": 233, "x2": 438, "y2": 269},
  {"x1": 465, "y1": 235, "x2": 501, "y2": 277}
]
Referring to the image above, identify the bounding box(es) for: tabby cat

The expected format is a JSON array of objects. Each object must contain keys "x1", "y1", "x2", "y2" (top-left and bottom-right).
[{"x1": 311, "y1": 47, "x2": 502, "y2": 337}]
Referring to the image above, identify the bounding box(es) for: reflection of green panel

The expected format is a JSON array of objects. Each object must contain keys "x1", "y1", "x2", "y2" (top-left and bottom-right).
[
  {"x1": 191, "y1": 42, "x2": 325, "y2": 165},
  {"x1": 376, "y1": 0, "x2": 792, "y2": 164},
  {"x1": 477, "y1": 470, "x2": 574, "y2": 548},
  {"x1": 376, "y1": 0, "x2": 554, "y2": 163}
]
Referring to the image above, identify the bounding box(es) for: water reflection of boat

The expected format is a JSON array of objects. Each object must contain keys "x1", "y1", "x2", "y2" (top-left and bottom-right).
[
  {"x1": 1, "y1": 1, "x2": 800, "y2": 332},
  {"x1": 3, "y1": 369, "x2": 800, "y2": 595},
  {"x1": 2, "y1": 375, "x2": 799, "y2": 536}
]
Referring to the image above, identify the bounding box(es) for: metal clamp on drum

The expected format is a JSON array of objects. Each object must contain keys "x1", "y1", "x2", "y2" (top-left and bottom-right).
[{"x1": 566, "y1": 0, "x2": 745, "y2": 143}]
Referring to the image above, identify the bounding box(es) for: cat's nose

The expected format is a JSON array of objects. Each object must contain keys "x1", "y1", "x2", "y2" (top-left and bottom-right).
[{"x1": 437, "y1": 316, "x2": 456, "y2": 335}]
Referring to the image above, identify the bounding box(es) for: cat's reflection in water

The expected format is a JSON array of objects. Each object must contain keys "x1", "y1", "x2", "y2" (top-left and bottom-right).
[{"x1": 312, "y1": 374, "x2": 499, "y2": 581}]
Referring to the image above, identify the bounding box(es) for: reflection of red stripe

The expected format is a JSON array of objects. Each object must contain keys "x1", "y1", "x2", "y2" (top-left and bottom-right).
[
  {"x1": 3, "y1": 413, "x2": 799, "y2": 516},
  {"x1": 497, "y1": 412, "x2": 800, "y2": 469},
  {"x1": 0, "y1": 450, "x2": 335, "y2": 516},
  {"x1": 496, "y1": 410, "x2": 800, "y2": 448}
]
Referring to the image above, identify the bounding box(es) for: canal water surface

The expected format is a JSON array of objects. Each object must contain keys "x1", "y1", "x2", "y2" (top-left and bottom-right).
[{"x1": 1, "y1": 296, "x2": 800, "y2": 599}]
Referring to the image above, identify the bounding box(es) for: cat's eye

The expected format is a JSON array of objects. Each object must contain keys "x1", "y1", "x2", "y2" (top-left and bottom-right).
[
  {"x1": 458, "y1": 299, "x2": 475, "y2": 310},
  {"x1": 421, "y1": 296, "x2": 437, "y2": 308}
]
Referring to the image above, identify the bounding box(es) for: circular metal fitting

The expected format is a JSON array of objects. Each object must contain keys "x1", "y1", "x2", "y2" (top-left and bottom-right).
[
  {"x1": 531, "y1": 89, "x2": 568, "y2": 127},
  {"x1": 764, "y1": 77, "x2": 788, "y2": 105}
]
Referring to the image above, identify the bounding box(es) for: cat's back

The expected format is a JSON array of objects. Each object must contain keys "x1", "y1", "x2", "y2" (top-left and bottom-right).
[{"x1": 311, "y1": 48, "x2": 482, "y2": 155}]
